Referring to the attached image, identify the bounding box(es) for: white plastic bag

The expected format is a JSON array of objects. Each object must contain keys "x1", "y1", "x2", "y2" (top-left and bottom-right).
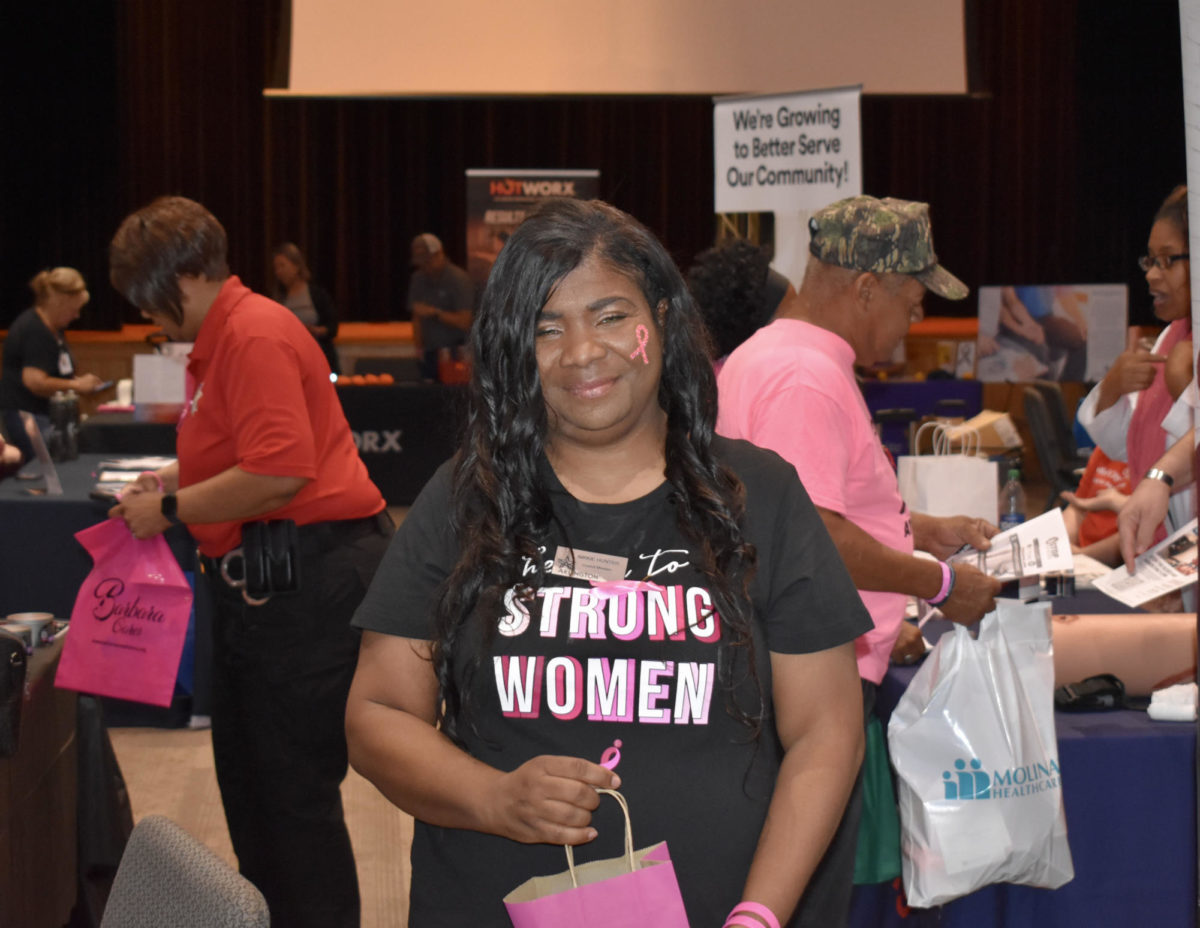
[
  {"x1": 896, "y1": 422, "x2": 999, "y2": 524},
  {"x1": 887, "y1": 600, "x2": 1074, "y2": 908}
]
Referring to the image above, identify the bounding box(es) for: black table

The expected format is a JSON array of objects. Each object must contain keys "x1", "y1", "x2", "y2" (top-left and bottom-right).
[
  {"x1": 79, "y1": 384, "x2": 467, "y2": 506},
  {"x1": 335, "y1": 382, "x2": 465, "y2": 505},
  {"x1": 78, "y1": 411, "x2": 177, "y2": 456}
]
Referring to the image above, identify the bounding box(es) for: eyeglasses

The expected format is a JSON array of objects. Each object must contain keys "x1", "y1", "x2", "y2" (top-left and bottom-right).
[{"x1": 1138, "y1": 253, "x2": 1189, "y2": 272}]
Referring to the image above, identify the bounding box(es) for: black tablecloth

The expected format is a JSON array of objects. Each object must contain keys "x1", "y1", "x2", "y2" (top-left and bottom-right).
[
  {"x1": 335, "y1": 383, "x2": 465, "y2": 505},
  {"x1": 78, "y1": 412, "x2": 177, "y2": 455}
]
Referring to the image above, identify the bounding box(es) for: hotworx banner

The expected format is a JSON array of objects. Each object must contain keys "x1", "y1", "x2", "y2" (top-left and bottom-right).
[
  {"x1": 713, "y1": 86, "x2": 862, "y2": 214},
  {"x1": 465, "y1": 168, "x2": 600, "y2": 295}
]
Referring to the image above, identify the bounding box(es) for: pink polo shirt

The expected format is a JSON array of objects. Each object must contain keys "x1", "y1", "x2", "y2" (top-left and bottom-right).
[{"x1": 716, "y1": 318, "x2": 912, "y2": 684}]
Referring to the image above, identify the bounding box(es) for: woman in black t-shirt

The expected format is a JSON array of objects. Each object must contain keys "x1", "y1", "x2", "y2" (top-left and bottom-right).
[
  {"x1": 0, "y1": 267, "x2": 102, "y2": 464},
  {"x1": 347, "y1": 200, "x2": 869, "y2": 928}
]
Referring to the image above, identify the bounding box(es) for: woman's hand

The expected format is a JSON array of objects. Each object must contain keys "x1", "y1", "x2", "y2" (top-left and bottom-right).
[
  {"x1": 119, "y1": 471, "x2": 165, "y2": 499},
  {"x1": 1060, "y1": 487, "x2": 1129, "y2": 514},
  {"x1": 72, "y1": 373, "x2": 103, "y2": 393},
  {"x1": 1095, "y1": 348, "x2": 1166, "y2": 412},
  {"x1": 108, "y1": 490, "x2": 171, "y2": 539},
  {"x1": 1118, "y1": 478, "x2": 1172, "y2": 572},
  {"x1": 484, "y1": 755, "x2": 619, "y2": 846}
]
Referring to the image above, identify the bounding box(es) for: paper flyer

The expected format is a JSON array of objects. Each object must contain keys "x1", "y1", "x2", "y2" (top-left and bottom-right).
[
  {"x1": 949, "y1": 508, "x2": 1074, "y2": 581},
  {"x1": 1092, "y1": 518, "x2": 1199, "y2": 608}
]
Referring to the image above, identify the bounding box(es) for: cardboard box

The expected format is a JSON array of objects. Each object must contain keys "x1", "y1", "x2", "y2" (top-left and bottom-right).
[{"x1": 944, "y1": 409, "x2": 1023, "y2": 453}]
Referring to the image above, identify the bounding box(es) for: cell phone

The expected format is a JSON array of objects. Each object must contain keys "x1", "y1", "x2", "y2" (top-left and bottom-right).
[{"x1": 93, "y1": 379, "x2": 115, "y2": 393}]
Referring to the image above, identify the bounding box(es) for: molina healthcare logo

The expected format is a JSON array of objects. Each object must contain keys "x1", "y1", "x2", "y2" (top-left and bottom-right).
[{"x1": 942, "y1": 755, "x2": 1062, "y2": 800}]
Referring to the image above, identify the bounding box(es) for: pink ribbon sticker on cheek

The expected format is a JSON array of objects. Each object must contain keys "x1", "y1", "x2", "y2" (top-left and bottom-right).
[{"x1": 629, "y1": 324, "x2": 650, "y2": 364}]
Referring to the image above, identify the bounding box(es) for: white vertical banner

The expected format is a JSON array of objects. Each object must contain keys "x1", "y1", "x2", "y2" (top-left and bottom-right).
[
  {"x1": 713, "y1": 86, "x2": 862, "y2": 286},
  {"x1": 1182, "y1": 1, "x2": 1200, "y2": 456}
]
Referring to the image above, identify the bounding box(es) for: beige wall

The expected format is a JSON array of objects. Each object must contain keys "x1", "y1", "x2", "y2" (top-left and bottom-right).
[{"x1": 285, "y1": 0, "x2": 966, "y2": 96}]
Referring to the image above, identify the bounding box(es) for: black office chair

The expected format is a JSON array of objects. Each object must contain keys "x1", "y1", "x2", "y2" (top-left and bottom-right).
[
  {"x1": 1023, "y1": 387, "x2": 1079, "y2": 511},
  {"x1": 1032, "y1": 380, "x2": 1090, "y2": 474}
]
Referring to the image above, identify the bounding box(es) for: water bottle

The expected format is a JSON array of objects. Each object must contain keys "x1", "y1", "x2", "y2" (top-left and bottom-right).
[
  {"x1": 998, "y1": 467, "x2": 1026, "y2": 531},
  {"x1": 47, "y1": 391, "x2": 68, "y2": 462}
]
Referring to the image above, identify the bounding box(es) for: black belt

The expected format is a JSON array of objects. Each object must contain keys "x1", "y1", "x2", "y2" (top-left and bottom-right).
[
  {"x1": 291, "y1": 510, "x2": 393, "y2": 555},
  {"x1": 200, "y1": 511, "x2": 393, "y2": 577}
]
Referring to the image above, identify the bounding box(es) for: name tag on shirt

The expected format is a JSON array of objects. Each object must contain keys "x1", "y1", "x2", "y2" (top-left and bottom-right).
[{"x1": 548, "y1": 546, "x2": 628, "y2": 582}]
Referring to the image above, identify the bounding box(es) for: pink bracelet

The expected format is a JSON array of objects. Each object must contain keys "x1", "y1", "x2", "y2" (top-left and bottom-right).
[
  {"x1": 724, "y1": 901, "x2": 781, "y2": 928},
  {"x1": 926, "y1": 560, "x2": 956, "y2": 606},
  {"x1": 140, "y1": 470, "x2": 165, "y2": 492}
]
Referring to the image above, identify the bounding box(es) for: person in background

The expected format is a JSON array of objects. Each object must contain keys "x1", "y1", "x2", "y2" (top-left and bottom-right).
[
  {"x1": 346, "y1": 198, "x2": 870, "y2": 928},
  {"x1": 0, "y1": 267, "x2": 104, "y2": 466},
  {"x1": 272, "y1": 242, "x2": 341, "y2": 375},
  {"x1": 686, "y1": 237, "x2": 794, "y2": 372},
  {"x1": 107, "y1": 196, "x2": 392, "y2": 928},
  {"x1": 408, "y1": 232, "x2": 474, "y2": 380},
  {"x1": 717, "y1": 195, "x2": 1002, "y2": 927},
  {"x1": 1078, "y1": 185, "x2": 1194, "y2": 542}
]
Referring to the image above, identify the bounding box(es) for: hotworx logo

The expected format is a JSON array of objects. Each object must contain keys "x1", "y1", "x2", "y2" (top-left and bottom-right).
[{"x1": 942, "y1": 756, "x2": 1062, "y2": 800}]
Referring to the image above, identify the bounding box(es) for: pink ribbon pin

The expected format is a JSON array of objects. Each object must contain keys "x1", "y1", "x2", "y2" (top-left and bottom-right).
[
  {"x1": 600, "y1": 739, "x2": 623, "y2": 771},
  {"x1": 629, "y1": 324, "x2": 650, "y2": 364}
]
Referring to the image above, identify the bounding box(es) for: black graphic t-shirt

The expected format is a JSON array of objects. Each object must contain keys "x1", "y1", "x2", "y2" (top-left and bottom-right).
[
  {"x1": 353, "y1": 436, "x2": 871, "y2": 927},
  {"x1": 0, "y1": 307, "x2": 74, "y2": 415}
]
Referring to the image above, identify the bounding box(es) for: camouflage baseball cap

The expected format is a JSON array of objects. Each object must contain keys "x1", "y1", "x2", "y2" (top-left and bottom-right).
[{"x1": 808, "y1": 196, "x2": 968, "y2": 300}]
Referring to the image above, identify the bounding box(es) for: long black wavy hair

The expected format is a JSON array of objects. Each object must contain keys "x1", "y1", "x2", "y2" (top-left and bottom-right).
[{"x1": 432, "y1": 198, "x2": 761, "y2": 745}]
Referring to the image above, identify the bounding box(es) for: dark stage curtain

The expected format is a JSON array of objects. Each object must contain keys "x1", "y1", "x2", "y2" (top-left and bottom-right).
[{"x1": 0, "y1": 0, "x2": 1185, "y2": 330}]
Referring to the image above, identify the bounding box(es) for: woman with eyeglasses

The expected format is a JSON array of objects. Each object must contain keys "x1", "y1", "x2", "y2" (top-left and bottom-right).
[
  {"x1": 0, "y1": 267, "x2": 105, "y2": 466},
  {"x1": 1078, "y1": 185, "x2": 1194, "y2": 540}
]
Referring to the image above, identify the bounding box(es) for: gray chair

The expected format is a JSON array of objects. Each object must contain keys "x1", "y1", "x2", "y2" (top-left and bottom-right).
[
  {"x1": 1023, "y1": 387, "x2": 1079, "y2": 512},
  {"x1": 1032, "y1": 379, "x2": 1090, "y2": 473},
  {"x1": 100, "y1": 815, "x2": 269, "y2": 928}
]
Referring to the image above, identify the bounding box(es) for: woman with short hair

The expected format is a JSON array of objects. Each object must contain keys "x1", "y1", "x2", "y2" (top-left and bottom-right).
[{"x1": 0, "y1": 267, "x2": 103, "y2": 464}]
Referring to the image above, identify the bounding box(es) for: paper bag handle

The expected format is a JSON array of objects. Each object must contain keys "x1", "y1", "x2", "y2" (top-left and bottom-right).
[
  {"x1": 913, "y1": 420, "x2": 980, "y2": 457},
  {"x1": 564, "y1": 788, "x2": 636, "y2": 887}
]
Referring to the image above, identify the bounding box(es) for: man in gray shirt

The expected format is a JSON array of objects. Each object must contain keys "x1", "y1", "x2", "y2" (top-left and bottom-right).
[{"x1": 407, "y1": 233, "x2": 474, "y2": 380}]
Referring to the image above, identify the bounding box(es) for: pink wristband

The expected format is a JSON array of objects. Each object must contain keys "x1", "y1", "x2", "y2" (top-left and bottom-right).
[
  {"x1": 141, "y1": 470, "x2": 165, "y2": 492},
  {"x1": 926, "y1": 560, "x2": 954, "y2": 606},
  {"x1": 724, "y1": 901, "x2": 781, "y2": 928}
]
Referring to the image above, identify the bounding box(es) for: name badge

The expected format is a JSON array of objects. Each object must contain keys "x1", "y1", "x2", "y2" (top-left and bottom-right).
[{"x1": 548, "y1": 546, "x2": 627, "y2": 583}]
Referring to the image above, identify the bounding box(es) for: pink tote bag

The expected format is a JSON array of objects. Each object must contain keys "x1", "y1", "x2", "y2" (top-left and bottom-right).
[
  {"x1": 56, "y1": 518, "x2": 193, "y2": 707},
  {"x1": 504, "y1": 789, "x2": 690, "y2": 928}
]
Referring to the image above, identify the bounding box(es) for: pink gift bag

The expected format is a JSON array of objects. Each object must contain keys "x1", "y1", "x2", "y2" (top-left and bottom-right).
[
  {"x1": 504, "y1": 789, "x2": 690, "y2": 928},
  {"x1": 56, "y1": 518, "x2": 193, "y2": 707}
]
